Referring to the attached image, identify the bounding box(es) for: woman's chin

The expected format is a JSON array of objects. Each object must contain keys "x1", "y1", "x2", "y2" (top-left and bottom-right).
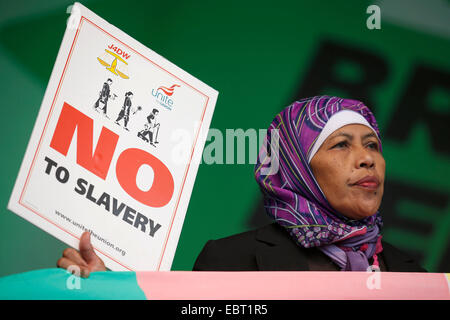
[
  {"x1": 346, "y1": 204, "x2": 379, "y2": 220},
  {"x1": 334, "y1": 198, "x2": 380, "y2": 220},
  {"x1": 341, "y1": 191, "x2": 382, "y2": 219}
]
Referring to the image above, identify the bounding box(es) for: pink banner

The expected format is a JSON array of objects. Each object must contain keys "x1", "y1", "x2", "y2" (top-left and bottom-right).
[{"x1": 136, "y1": 271, "x2": 450, "y2": 300}]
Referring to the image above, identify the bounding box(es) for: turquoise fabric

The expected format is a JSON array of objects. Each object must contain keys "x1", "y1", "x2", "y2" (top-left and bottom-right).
[{"x1": 0, "y1": 268, "x2": 146, "y2": 300}]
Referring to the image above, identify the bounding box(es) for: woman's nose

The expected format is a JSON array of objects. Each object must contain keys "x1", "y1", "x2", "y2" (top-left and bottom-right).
[{"x1": 355, "y1": 147, "x2": 375, "y2": 169}]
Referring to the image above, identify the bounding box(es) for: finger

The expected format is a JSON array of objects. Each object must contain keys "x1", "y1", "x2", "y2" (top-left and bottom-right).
[
  {"x1": 57, "y1": 257, "x2": 90, "y2": 278},
  {"x1": 57, "y1": 256, "x2": 74, "y2": 270},
  {"x1": 79, "y1": 232, "x2": 99, "y2": 264},
  {"x1": 62, "y1": 248, "x2": 88, "y2": 267}
]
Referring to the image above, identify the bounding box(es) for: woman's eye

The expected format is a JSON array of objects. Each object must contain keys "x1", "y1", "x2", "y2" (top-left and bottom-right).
[
  {"x1": 367, "y1": 142, "x2": 379, "y2": 150},
  {"x1": 332, "y1": 141, "x2": 348, "y2": 149}
]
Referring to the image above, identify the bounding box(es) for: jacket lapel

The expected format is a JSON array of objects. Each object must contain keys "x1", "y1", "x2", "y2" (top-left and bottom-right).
[
  {"x1": 380, "y1": 241, "x2": 427, "y2": 272},
  {"x1": 254, "y1": 223, "x2": 309, "y2": 271}
]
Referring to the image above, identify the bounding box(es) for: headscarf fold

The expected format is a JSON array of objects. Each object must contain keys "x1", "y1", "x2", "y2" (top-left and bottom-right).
[{"x1": 254, "y1": 96, "x2": 384, "y2": 271}]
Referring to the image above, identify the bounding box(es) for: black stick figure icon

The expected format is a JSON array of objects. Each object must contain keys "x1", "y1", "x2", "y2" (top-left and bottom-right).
[
  {"x1": 93, "y1": 78, "x2": 114, "y2": 118},
  {"x1": 138, "y1": 108, "x2": 160, "y2": 146},
  {"x1": 115, "y1": 91, "x2": 134, "y2": 130}
]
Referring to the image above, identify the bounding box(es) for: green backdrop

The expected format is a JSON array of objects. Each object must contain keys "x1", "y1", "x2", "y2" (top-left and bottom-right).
[{"x1": 0, "y1": 0, "x2": 448, "y2": 276}]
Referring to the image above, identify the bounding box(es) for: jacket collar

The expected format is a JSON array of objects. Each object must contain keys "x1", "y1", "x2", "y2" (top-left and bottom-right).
[
  {"x1": 254, "y1": 223, "x2": 309, "y2": 271},
  {"x1": 380, "y1": 241, "x2": 426, "y2": 272}
]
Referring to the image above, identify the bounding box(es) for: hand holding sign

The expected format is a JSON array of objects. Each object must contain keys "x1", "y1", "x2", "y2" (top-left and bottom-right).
[{"x1": 57, "y1": 232, "x2": 106, "y2": 278}]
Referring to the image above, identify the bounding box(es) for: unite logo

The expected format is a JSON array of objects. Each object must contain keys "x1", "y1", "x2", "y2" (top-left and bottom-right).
[
  {"x1": 97, "y1": 43, "x2": 131, "y2": 79},
  {"x1": 151, "y1": 84, "x2": 180, "y2": 110}
]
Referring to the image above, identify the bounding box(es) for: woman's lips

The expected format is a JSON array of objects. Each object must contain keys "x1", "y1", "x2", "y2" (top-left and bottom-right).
[{"x1": 351, "y1": 176, "x2": 380, "y2": 189}]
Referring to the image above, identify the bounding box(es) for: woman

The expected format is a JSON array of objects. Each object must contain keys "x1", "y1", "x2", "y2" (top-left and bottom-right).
[
  {"x1": 57, "y1": 96, "x2": 426, "y2": 276},
  {"x1": 115, "y1": 91, "x2": 133, "y2": 130},
  {"x1": 194, "y1": 96, "x2": 425, "y2": 272}
]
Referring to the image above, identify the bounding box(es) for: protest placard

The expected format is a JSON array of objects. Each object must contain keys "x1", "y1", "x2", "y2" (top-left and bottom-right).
[{"x1": 8, "y1": 2, "x2": 218, "y2": 271}]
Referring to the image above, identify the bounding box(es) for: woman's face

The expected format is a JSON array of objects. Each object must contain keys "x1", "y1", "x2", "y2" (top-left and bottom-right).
[{"x1": 310, "y1": 124, "x2": 385, "y2": 220}]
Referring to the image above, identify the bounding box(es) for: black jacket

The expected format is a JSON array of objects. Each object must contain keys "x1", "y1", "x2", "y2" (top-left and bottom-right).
[{"x1": 193, "y1": 223, "x2": 427, "y2": 272}]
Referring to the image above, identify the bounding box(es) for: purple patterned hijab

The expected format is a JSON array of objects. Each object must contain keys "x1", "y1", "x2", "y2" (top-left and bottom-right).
[{"x1": 254, "y1": 96, "x2": 384, "y2": 271}]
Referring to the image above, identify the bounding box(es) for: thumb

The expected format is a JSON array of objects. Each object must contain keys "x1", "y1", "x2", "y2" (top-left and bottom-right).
[{"x1": 79, "y1": 232, "x2": 100, "y2": 265}]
